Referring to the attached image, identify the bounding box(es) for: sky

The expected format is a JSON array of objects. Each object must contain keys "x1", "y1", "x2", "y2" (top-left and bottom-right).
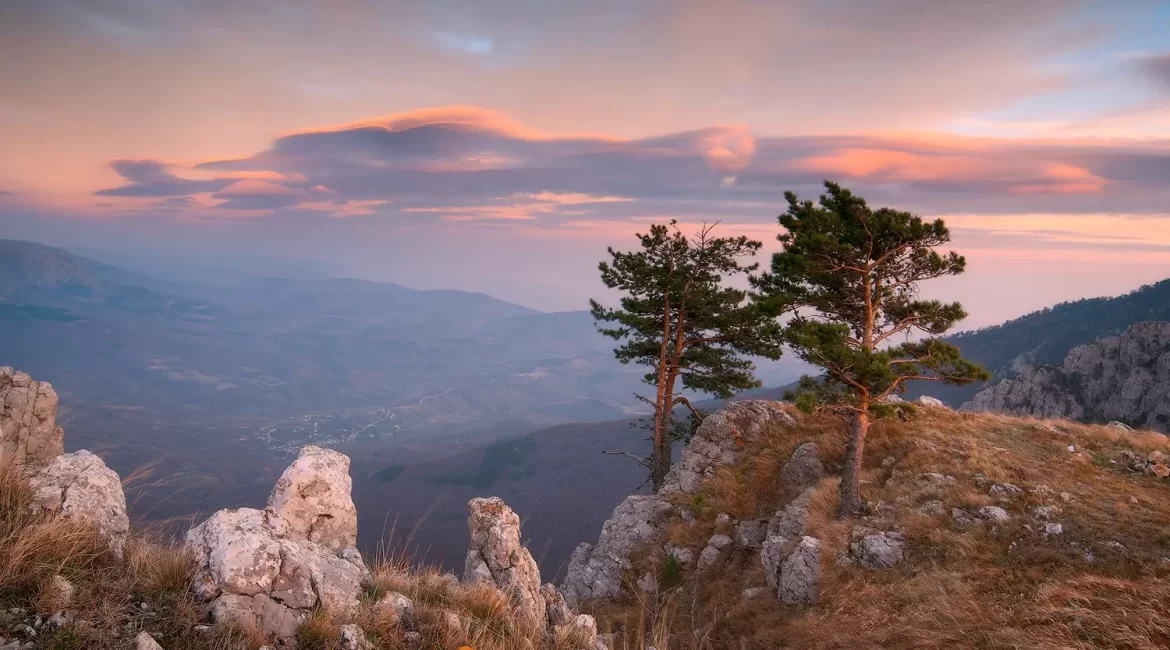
[{"x1": 2, "y1": 0, "x2": 1169, "y2": 327}]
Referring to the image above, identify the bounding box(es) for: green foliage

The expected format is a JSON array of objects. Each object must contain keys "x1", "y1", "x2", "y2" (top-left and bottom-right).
[
  {"x1": 754, "y1": 182, "x2": 990, "y2": 406},
  {"x1": 659, "y1": 551, "x2": 685, "y2": 591},
  {"x1": 591, "y1": 220, "x2": 784, "y2": 486},
  {"x1": 591, "y1": 220, "x2": 785, "y2": 399}
]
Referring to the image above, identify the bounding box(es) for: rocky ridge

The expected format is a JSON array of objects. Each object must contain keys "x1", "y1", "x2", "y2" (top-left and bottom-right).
[
  {"x1": 1, "y1": 367, "x2": 607, "y2": 650},
  {"x1": 561, "y1": 401, "x2": 796, "y2": 606},
  {"x1": 963, "y1": 321, "x2": 1170, "y2": 432}
]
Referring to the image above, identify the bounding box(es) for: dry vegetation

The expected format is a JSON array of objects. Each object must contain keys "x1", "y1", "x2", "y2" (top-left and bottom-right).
[
  {"x1": 587, "y1": 407, "x2": 1170, "y2": 650},
  {"x1": 0, "y1": 469, "x2": 571, "y2": 650},
  {"x1": 6, "y1": 407, "x2": 1170, "y2": 649}
]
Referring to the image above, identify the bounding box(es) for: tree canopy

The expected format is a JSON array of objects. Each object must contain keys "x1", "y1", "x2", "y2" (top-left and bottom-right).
[
  {"x1": 592, "y1": 220, "x2": 784, "y2": 489},
  {"x1": 754, "y1": 182, "x2": 988, "y2": 515}
]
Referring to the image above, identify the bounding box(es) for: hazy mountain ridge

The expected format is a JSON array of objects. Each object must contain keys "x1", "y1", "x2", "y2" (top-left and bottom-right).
[{"x1": 0, "y1": 239, "x2": 647, "y2": 425}]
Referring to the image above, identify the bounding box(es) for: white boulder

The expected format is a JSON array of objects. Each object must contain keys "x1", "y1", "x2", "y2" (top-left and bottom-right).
[{"x1": 27, "y1": 450, "x2": 129, "y2": 558}]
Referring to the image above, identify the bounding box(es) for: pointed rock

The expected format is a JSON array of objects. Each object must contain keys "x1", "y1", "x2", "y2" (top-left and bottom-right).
[
  {"x1": 266, "y1": 445, "x2": 358, "y2": 550},
  {"x1": 463, "y1": 497, "x2": 546, "y2": 632}
]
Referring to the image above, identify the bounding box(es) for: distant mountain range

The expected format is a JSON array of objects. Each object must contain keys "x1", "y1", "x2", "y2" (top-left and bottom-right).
[{"x1": 907, "y1": 278, "x2": 1170, "y2": 406}]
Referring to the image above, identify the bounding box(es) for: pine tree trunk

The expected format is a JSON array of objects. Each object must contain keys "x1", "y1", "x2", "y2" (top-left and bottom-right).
[
  {"x1": 837, "y1": 408, "x2": 869, "y2": 517},
  {"x1": 651, "y1": 437, "x2": 672, "y2": 492}
]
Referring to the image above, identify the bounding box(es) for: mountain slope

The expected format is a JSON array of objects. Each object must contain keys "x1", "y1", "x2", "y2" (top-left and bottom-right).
[
  {"x1": 909, "y1": 278, "x2": 1170, "y2": 406},
  {"x1": 584, "y1": 404, "x2": 1170, "y2": 650}
]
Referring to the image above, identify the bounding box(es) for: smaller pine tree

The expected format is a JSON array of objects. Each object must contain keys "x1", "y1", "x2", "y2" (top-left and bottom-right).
[{"x1": 591, "y1": 221, "x2": 784, "y2": 490}]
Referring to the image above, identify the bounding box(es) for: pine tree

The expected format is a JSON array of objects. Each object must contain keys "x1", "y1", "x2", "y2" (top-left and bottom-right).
[
  {"x1": 591, "y1": 221, "x2": 785, "y2": 490},
  {"x1": 753, "y1": 182, "x2": 989, "y2": 517}
]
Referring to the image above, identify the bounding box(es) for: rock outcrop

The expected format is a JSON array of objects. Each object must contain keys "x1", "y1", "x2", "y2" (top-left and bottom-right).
[
  {"x1": 963, "y1": 321, "x2": 1170, "y2": 432},
  {"x1": 765, "y1": 536, "x2": 821, "y2": 604},
  {"x1": 0, "y1": 367, "x2": 64, "y2": 471},
  {"x1": 27, "y1": 450, "x2": 130, "y2": 558},
  {"x1": 561, "y1": 495, "x2": 672, "y2": 606},
  {"x1": 463, "y1": 496, "x2": 547, "y2": 632},
  {"x1": 562, "y1": 401, "x2": 794, "y2": 606},
  {"x1": 185, "y1": 446, "x2": 367, "y2": 642},
  {"x1": 267, "y1": 445, "x2": 358, "y2": 550},
  {"x1": 662, "y1": 401, "x2": 796, "y2": 494},
  {"x1": 779, "y1": 442, "x2": 825, "y2": 495}
]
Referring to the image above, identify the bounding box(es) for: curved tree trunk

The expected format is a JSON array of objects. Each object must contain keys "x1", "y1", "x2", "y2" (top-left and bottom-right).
[{"x1": 837, "y1": 408, "x2": 869, "y2": 517}]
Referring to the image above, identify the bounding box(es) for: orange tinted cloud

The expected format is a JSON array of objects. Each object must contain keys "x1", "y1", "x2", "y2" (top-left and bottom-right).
[
  {"x1": 284, "y1": 106, "x2": 624, "y2": 143},
  {"x1": 790, "y1": 147, "x2": 1109, "y2": 194}
]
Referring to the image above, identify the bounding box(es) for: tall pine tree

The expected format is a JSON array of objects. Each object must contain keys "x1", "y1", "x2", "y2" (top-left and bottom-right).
[
  {"x1": 591, "y1": 221, "x2": 784, "y2": 490},
  {"x1": 753, "y1": 182, "x2": 989, "y2": 516}
]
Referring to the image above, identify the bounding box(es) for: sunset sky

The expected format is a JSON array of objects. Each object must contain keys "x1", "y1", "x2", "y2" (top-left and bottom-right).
[{"x1": 2, "y1": 0, "x2": 1169, "y2": 326}]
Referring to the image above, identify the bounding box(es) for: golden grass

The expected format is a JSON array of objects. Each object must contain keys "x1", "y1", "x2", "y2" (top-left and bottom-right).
[
  {"x1": 590, "y1": 408, "x2": 1170, "y2": 649},
  {"x1": 0, "y1": 462, "x2": 571, "y2": 649}
]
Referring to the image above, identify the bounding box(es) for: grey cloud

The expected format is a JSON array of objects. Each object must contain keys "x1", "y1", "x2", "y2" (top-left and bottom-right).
[
  {"x1": 1136, "y1": 52, "x2": 1170, "y2": 93},
  {"x1": 95, "y1": 159, "x2": 228, "y2": 197}
]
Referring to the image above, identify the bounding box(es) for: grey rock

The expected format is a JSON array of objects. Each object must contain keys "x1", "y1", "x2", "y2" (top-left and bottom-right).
[
  {"x1": 664, "y1": 544, "x2": 694, "y2": 567},
  {"x1": 917, "y1": 395, "x2": 947, "y2": 408},
  {"x1": 734, "y1": 519, "x2": 768, "y2": 549},
  {"x1": 661, "y1": 401, "x2": 795, "y2": 494},
  {"x1": 564, "y1": 401, "x2": 794, "y2": 606},
  {"x1": 339, "y1": 624, "x2": 372, "y2": 650},
  {"x1": 777, "y1": 536, "x2": 821, "y2": 604},
  {"x1": 741, "y1": 587, "x2": 766, "y2": 598},
  {"x1": 978, "y1": 506, "x2": 1012, "y2": 523},
  {"x1": 635, "y1": 572, "x2": 657, "y2": 594},
  {"x1": 696, "y1": 545, "x2": 721, "y2": 571},
  {"x1": 0, "y1": 368, "x2": 64, "y2": 471},
  {"x1": 989, "y1": 483, "x2": 1023, "y2": 500},
  {"x1": 779, "y1": 442, "x2": 825, "y2": 493},
  {"x1": 850, "y1": 531, "x2": 905, "y2": 569},
  {"x1": 375, "y1": 591, "x2": 414, "y2": 626},
  {"x1": 561, "y1": 494, "x2": 672, "y2": 606},
  {"x1": 463, "y1": 497, "x2": 545, "y2": 632},
  {"x1": 1043, "y1": 522, "x2": 1064, "y2": 536},
  {"x1": 963, "y1": 322, "x2": 1170, "y2": 432},
  {"x1": 542, "y1": 583, "x2": 572, "y2": 627},
  {"x1": 715, "y1": 513, "x2": 732, "y2": 526},
  {"x1": 767, "y1": 488, "x2": 814, "y2": 540},
  {"x1": 1032, "y1": 505, "x2": 1062, "y2": 520},
  {"x1": 46, "y1": 612, "x2": 70, "y2": 631},
  {"x1": 27, "y1": 450, "x2": 130, "y2": 558},
  {"x1": 708, "y1": 534, "x2": 733, "y2": 550}
]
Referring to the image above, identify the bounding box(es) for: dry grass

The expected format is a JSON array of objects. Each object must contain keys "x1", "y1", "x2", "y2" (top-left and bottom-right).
[
  {"x1": 0, "y1": 465, "x2": 572, "y2": 649},
  {"x1": 589, "y1": 408, "x2": 1170, "y2": 649},
  {"x1": 0, "y1": 466, "x2": 263, "y2": 649}
]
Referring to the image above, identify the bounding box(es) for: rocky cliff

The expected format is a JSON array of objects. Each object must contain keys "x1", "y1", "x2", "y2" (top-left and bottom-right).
[{"x1": 962, "y1": 321, "x2": 1170, "y2": 431}]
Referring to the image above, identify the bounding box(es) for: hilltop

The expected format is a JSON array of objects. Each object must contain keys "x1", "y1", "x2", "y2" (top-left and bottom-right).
[
  {"x1": 5, "y1": 366, "x2": 1170, "y2": 648},
  {"x1": 572, "y1": 401, "x2": 1170, "y2": 649}
]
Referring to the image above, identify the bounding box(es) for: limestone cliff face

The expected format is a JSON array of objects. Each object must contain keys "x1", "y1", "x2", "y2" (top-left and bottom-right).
[{"x1": 962, "y1": 321, "x2": 1170, "y2": 432}]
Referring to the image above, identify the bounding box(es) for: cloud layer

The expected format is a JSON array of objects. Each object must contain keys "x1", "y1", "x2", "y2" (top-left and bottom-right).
[{"x1": 83, "y1": 106, "x2": 1170, "y2": 227}]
